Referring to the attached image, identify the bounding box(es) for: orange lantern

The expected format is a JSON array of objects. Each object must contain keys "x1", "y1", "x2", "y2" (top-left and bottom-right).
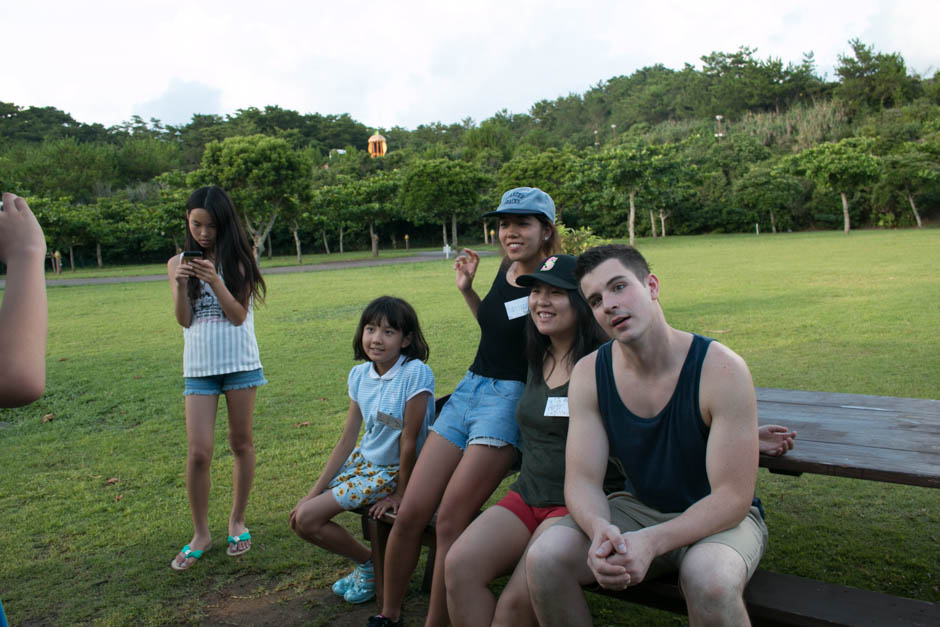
[{"x1": 367, "y1": 131, "x2": 388, "y2": 158}]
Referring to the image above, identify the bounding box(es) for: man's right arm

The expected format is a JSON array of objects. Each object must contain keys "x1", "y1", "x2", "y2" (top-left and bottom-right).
[{"x1": 565, "y1": 353, "x2": 631, "y2": 589}]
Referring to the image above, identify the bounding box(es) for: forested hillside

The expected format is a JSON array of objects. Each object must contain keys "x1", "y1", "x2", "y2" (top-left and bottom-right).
[{"x1": 1, "y1": 40, "x2": 937, "y2": 268}]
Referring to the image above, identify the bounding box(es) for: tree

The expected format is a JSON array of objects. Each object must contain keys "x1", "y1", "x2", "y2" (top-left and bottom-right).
[
  {"x1": 192, "y1": 134, "x2": 312, "y2": 258},
  {"x1": 353, "y1": 172, "x2": 400, "y2": 257},
  {"x1": 874, "y1": 143, "x2": 940, "y2": 228},
  {"x1": 784, "y1": 138, "x2": 882, "y2": 234},
  {"x1": 835, "y1": 39, "x2": 920, "y2": 113},
  {"x1": 734, "y1": 164, "x2": 805, "y2": 233},
  {"x1": 8, "y1": 138, "x2": 117, "y2": 203},
  {"x1": 400, "y1": 159, "x2": 491, "y2": 247}
]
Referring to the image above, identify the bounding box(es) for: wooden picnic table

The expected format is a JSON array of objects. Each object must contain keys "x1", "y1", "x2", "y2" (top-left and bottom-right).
[
  {"x1": 756, "y1": 387, "x2": 940, "y2": 488},
  {"x1": 361, "y1": 388, "x2": 940, "y2": 625}
]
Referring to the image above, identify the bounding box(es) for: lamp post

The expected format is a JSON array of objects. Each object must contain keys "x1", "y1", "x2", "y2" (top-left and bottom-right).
[{"x1": 714, "y1": 115, "x2": 725, "y2": 143}]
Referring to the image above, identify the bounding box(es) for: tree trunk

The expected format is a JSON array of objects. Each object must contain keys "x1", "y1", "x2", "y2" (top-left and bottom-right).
[
  {"x1": 906, "y1": 191, "x2": 923, "y2": 228},
  {"x1": 391, "y1": 234, "x2": 397, "y2": 249},
  {"x1": 770, "y1": 209, "x2": 777, "y2": 234},
  {"x1": 266, "y1": 232, "x2": 273, "y2": 258},
  {"x1": 69, "y1": 245, "x2": 75, "y2": 271},
  {"x1": 659, "y1": 211, "x2": 667, "y2": 237},
  {"x1": 339, "y1": 226, "x2": 344, "y2": 254},
  {"x1": 482, "y1": 220, "x2": 488, "y2": 244},
  {"x1": 628, "y1": 189, "x2": 636, "y2": 247},
  {"x1": 840, "y1": 191, "x2": 850, "y2": 235},
  {"x1": 248, "y1": 209, "x2": 280, "y2": 261},
  {"x1": 370, "y1": 220, "x2": 378, "y2": 257},
  {"x1": 441, "y1": 220, "x2": 448, "y2": 247},
  {"x1": 649, "y1": 209, "x2": 658, "y2": 238},
  {"x1": 451, "y1": 214, "x2": 458, "y2": 249},
  {"x1": 292, "y1": 222, "x2": 302, "y2": 264},
  {"x1": 96, "y1": 242, "x2": 103, "y2": 268},
  {"x1": 321, "y1": 230, "x2": 331, "y2": 254}
]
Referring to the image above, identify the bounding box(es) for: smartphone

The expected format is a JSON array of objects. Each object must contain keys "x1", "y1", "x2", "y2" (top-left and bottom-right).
[{"x1": 182, "y1": 250, "x2": 203, "y2": 263}]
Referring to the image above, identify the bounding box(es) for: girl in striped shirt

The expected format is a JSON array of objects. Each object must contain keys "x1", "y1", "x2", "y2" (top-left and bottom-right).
[
  {"x1": 289, "y1": 296, "x2": 435, "y2": 605},
  {"x1": 167, "y1": 185, "x2": 267, "y2": 571}
]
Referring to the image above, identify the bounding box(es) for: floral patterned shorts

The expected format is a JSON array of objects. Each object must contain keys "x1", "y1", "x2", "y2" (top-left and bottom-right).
[{"x1": 328, "y1": 449, "x2": 399, "y2": 510}]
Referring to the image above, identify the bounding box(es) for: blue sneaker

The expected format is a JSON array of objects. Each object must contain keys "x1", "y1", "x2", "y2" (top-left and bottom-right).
[
  {"x1": 331, "y1": 567, "x2": 358, "y2": 597},
  {"x1": 344, "y1": 562, "x2": 376, "y2": 604}
]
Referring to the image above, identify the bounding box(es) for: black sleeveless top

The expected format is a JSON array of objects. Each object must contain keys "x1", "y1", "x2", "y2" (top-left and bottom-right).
[
  {"x1": 596, "y1": 334, "x2": 713, "y2": 513},
  {"x1": 468, "y1": 269, "x2": 529, "y2": 382}
]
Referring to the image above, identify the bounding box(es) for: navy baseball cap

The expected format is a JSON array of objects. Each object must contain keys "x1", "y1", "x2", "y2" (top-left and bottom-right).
[
  {"x1": 516, "y1": 254, "x2": 578, "y2": 290},
  {"x1": 483, "y1": 187, "x2": 556, "y2": 223}
]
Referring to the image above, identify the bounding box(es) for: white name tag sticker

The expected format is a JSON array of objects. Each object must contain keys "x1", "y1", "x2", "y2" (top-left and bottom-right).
[
  {"x1": 376, "y1": 411, "x2": 403, "y2": 430},
  {"x1": 544, "y1": 396, "x2": 569, "y2": 417},
  {"x1": 504, "y1": 296, "x2": 530, "y2": 320}
]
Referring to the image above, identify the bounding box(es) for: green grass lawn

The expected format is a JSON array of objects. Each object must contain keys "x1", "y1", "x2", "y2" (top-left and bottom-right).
[{"x1": 1, "y1": 229, "x2": 938, "y2": 625}]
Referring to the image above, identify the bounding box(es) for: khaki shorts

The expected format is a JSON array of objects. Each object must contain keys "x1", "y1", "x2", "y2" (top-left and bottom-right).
[{"x1": 558, "y1": 492, "x2": 768, "y2": 581}]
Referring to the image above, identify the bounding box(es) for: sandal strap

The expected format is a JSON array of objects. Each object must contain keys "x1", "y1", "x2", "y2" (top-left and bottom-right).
[{"x1": 227, "y1": 531, "x2": 251, "y2": 544}]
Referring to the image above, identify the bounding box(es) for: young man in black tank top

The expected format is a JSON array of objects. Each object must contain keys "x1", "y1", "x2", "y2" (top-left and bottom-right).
[{"x1": 525, "y1": 244, "x2": 768, "y2": 626}]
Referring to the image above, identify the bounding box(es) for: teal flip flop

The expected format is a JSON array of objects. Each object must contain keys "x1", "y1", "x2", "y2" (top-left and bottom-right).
[
  {"x1": 171, "y1": 543, "x2": 209, "y2": 571},
  {"x1": 227, "y1": 530, "x2": 251, "y2": 556}
]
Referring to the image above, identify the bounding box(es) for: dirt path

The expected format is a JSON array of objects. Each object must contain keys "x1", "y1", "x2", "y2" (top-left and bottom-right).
[
  {"x1": 200, "y1": 575, "x2": 431, "y2": 626},
  {"x1": 1, "y1": 251, "x2": 495, "y2": 289}
]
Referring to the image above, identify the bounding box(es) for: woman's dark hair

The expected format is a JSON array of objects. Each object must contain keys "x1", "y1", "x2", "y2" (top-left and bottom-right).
[
  {"x1": 353, "y1": 296, "x2": 430, "y2": 363},
  {"x1": 525, "y1": 283, "x2": 606, "y2": 384},
  {"x1": 184, "y1": 186, "x2": 265, "y2": 307}
]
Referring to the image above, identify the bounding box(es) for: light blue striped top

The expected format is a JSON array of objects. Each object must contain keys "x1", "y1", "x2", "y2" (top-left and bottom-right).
[
  {"x1": 350, "y1": 355, "x2": 435, "y2": 466},
  {"x1": 182, "y1": 278, "x2": 262, "y2": 377}
]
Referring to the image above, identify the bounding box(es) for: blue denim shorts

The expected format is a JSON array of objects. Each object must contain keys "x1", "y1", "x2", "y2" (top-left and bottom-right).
[
  {"x1": 431, "y1": 371, "x2": 524, "y2": 450},
  {"x1": 184, "y1": 368, "x2": 267, "y2": 396}
]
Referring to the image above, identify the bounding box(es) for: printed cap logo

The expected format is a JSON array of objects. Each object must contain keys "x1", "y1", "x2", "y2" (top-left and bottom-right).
[{"x1": 541, "y1": 256, "x2": 557, "y2": 271}]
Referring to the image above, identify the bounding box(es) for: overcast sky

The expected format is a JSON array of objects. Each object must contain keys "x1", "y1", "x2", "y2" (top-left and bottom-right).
[{"x1": 3, "y1": 1, "x2": 937, "y2": 131}]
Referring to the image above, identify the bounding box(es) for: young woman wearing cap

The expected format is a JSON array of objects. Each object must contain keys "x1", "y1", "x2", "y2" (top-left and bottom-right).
[
  {"x1": 442, "y1": 254, "x2": 624, "y2": 626},
  {"x1": 367, "y1": 188, "x2": 560, "y2": 627}
]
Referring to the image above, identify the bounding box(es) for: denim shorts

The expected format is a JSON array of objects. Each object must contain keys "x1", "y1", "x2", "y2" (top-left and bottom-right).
[
  {"x1": 431, "y1": 371, "x2": 524, "y2": 450},
  {"x1": 184, "y1": 368, "x2": 267, "y2": 396}
]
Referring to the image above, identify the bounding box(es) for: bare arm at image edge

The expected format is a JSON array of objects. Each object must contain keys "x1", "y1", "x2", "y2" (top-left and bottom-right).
[{"x1": 0, "y1": 193, "x2": 48, "y2": 407}]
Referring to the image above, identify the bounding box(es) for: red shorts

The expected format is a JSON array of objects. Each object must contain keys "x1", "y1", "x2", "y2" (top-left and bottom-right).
[{"x1": 496, "y1": 489, "x2": 569, "y2": 534}]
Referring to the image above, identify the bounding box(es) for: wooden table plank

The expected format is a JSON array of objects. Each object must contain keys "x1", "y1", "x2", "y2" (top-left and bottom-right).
[
  {"x1": 756, "y1": 388, "x2": 940, "y2": 415},
  {"x1": 755, "y1": 388, "x2": 940, "y2": 488}
]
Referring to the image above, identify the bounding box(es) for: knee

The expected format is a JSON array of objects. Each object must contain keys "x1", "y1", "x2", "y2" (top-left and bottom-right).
[
  {"x1": 291, "y1": 506, "x2": 324, "y2": 539},
  {"x1": 434, "y1": 506, "x2": 473, "y2": 547},
  {"x1": 443, "y1": 537, "x2": 474, "y2": 592},
  {"x1": 525, "y1": 535, "x2": 566, "y2": 594},
  {"x1": 187, "y1": 445, "x2": 213, "y2": 470},
  {"x1": 680, "y1": 560, "x2": 746, "y2": 622},
  {"x1": 391, "y1": 502, "x2": 431, "y2": 538},
  {"x1": 229, "y1": 433, "x2": 254, "y2": 457}
]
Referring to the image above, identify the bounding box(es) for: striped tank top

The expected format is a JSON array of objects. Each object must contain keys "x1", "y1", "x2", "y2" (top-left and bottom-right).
[{"x1": 182, "y1": 276, "x2": 262, "y2": 377}]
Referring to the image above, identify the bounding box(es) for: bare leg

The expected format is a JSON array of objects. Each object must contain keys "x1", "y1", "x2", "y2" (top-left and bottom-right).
[
  {"x1": 526, "y1": 523, "x2": 596, "y2": 627},
  {"x1": 491, "y1": 516, "x2": 563, "y2": 627},
  {"x1": 679, "y1": 542, "x2": 750, "y2": 627},
  {"x1": 173, "y1": 394, "x2": 219, "y2": 569},
  {"x1": 445, "y1": 505, "x2": 530, "y2": 627},
  {"x1": 425, "y1": 443, "x2": 518, "y2": 627},
  {"x1": 379, "y1": 433, "x2": 463, "y2": 622},
  {"x1": 225, "y1": 386, "x2": 256, "y2": 553},
  {"x1": 291, "y1": 490, "x2": 372, "y2": 563}
]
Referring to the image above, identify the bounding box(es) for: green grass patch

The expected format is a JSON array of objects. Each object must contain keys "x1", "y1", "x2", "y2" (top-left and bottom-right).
[{"x1": 1, "y1": 229, "x2": 938, "y2": 625}]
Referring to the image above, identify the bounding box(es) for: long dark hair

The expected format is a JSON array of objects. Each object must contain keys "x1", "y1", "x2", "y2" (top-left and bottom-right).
[
  {"x1": 353, "y1": 296, "x2": 430, "y2": 363},
  {"x1": 524, "y1": 283, "x2": 607, "y2": 385},
  {"x1": 184, "y1": 186, "x2": 265, "y2": 307}
]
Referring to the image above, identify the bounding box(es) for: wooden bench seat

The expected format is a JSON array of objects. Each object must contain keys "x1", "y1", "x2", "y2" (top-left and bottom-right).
[
  {"x1": 591, "y1": 570, "x2": 940, "y2": 627},
  {"x1": 359, "y1": 510, "x2": 940, "y2": 626}
]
